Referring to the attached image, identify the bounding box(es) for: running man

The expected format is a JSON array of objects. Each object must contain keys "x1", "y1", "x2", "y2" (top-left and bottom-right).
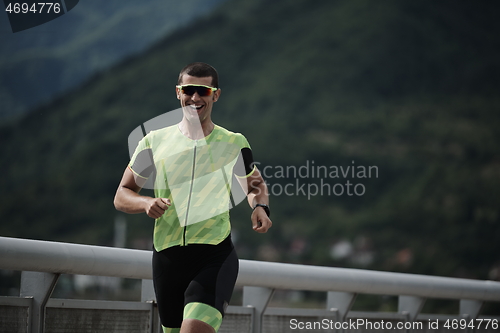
[{"x1": 114, "y1": 62, "x2": 272, "y2": 333}]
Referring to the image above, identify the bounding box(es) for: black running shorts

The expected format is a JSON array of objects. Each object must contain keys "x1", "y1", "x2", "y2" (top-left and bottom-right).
[{"x1": 152, "y1": 235, "x2": 238, "y2": 332}]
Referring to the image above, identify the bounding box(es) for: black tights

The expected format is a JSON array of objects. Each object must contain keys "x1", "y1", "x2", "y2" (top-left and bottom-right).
[{"x1": 152, "y1": 235, "x2": 238, "y2": 329}]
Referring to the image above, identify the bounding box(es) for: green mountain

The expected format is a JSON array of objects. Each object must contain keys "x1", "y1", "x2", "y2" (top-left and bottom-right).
[
  {"x1": 0, "y1": 0, "x2": 225, "y2": 119},
  {"x1": 1, "y1": 0, "x2": 499, "y2": 291}
]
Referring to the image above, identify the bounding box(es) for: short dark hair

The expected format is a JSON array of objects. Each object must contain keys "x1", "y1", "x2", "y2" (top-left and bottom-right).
[{"x1": 178, "y1": 62, "x2": 219, "y2": 88}]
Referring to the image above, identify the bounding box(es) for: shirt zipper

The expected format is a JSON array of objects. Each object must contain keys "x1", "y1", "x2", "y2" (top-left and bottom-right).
[{"x1": 183, "y1": 140, "x2": 197, "y2": 246}]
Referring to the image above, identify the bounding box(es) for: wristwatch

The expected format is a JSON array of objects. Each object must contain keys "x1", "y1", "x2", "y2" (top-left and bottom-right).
[{"x1": 253, "y1": 203, "x2": 270, "y2": 217}]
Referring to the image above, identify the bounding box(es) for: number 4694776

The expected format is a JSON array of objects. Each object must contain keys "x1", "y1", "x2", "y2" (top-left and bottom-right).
[
  {"x1": 444, "y1": 318, "x2": 498, "y2": 330},
  {"x1": 5, "y1": 3, "x2": 62, "y2": 14}
]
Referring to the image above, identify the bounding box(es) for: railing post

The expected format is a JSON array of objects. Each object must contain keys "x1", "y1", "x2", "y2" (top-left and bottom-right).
[
  {"x1": 141, "y1": 280, "x2": 163, "y2": 333},
  {"x1": 327, "y1": 291, "x2": 356, "y2": 321},
  {"x1": 243, "y1": 286, "x2": 274, "y2": 333},
  {"x1": 20, "y1": 271, "x2": 59, "y2": 333},
  {"x1": 398, "y1": 295, "x2": 425, "y2": 322},
  {"x1": 141, "y1": 279, "x2": 156, "y2": 302},
  {"x1": 459, "y1": 299, "x2": 482, "y2": 319},
  {"x1": 327, "y1": 291, "x2": 356, "y2": 333}
]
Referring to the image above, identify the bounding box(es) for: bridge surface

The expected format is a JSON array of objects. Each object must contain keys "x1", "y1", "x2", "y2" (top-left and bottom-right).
[{"x1": 1, "y1": 236, "x2": 499, "y2": 333}]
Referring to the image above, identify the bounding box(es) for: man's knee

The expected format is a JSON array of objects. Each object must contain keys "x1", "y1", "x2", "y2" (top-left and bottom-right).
[
  {"x1": 181, "y1": 318, "x2": 215, "y2": 333},
  {"x1": 183, "y1": 302, "x2": 222, "y2": 332}
]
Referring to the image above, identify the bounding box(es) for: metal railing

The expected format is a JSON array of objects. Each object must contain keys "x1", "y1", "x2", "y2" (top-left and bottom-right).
[{"x1": 1, "y1": 236, "x2": 499, "y2": 333}]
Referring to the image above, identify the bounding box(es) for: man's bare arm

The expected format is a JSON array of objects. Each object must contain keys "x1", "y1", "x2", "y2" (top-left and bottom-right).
[
  {"x1": 237, "y1": 167, "x2": 272, "y2": 233},
  {"x1": 114, "y1": 167, "x2": 170, "y2": 219}
]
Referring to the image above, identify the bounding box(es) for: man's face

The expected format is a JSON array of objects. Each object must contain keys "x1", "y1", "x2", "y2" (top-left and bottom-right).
[{"x1": 176, "y1": 74, "x2": 221, "y2": 124}]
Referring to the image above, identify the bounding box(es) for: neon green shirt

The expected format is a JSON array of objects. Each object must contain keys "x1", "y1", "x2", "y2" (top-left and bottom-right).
[{"x1": 129, "y1": 124, "x2": 253, "y2": 251}]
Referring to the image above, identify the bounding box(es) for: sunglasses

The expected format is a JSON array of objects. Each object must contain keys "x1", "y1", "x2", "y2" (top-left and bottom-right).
[{"x1": 177, "y1": 84, "x2": 218, "y2": 97}]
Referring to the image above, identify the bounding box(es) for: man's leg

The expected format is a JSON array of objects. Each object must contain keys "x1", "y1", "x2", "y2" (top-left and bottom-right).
[
  {"x1": 182, "y1": 243, "x2": 238, "y2": 332},
  {"x1": 153, "y1": 249, "x2": 186, "y2": 332}
]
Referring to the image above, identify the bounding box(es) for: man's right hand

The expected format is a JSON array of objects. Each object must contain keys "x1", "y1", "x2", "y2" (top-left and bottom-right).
[{"x1": 144, "y1": 198, "x2": 171, "y2": 219}]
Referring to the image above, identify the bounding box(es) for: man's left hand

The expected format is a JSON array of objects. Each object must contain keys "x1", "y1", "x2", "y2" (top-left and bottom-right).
[{"x1": 251, "y1": 208, "x2": 272, "y2": 233}]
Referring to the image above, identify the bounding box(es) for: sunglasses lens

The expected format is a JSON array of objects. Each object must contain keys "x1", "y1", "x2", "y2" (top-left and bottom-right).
[
  {"x1": 181, "y1": 86, "x2": 196, "y2": 95},
  {"x1": 181, "y1": 85, "x2": 213, "y2": 96},
  {"x1": 197, "y1": 87, "x2": 212, "y2": 96}
]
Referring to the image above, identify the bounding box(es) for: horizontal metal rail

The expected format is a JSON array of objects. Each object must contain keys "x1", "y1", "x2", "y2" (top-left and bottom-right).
[{"x1": 1, "y1": 236, "x2": 500, "y2": 302}]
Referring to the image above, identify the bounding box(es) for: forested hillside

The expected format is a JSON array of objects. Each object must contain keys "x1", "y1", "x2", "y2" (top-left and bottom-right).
[
  {"x1": 1, "y1": 0, "x2": 499, "y2": 295},
  {"x1": 0, "y1": 0, "x2": 225, "y2": 119}
]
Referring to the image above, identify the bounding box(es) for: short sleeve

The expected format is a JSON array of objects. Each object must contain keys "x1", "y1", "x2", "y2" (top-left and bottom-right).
[
  {"x1": 128, "y1": 135, "x2": 155, "y2": 179},
  {"x1": 238, "y1": 134, "x2": 251, "y2": 150}
]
